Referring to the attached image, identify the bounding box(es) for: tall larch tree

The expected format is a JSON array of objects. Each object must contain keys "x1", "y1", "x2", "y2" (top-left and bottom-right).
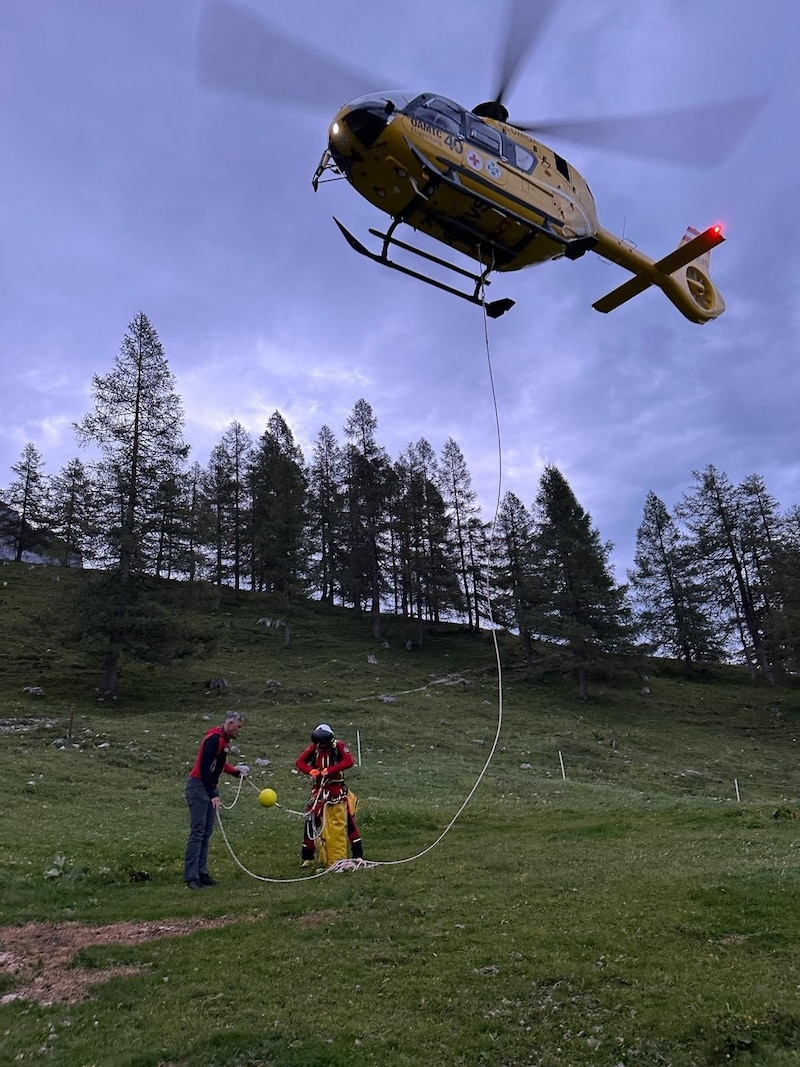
[
  {"x1": 74, "y1": 312, "x2": 189, "y2": 580},
  {"x1": 73, "y1": 312, "x2": 189, "y2": 694}
]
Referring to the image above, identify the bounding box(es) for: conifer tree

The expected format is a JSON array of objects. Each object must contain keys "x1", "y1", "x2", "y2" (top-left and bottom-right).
[
  {"x1": 202, "y1": 422, "x2": 253, "y2": 590},
  {"x1": 47, "y1": 457, "x2": 97, "y2": 567},
  {"x1": 629, "y1": 491, "x2": 722, "y2": 675},
  {"x1": 343, "y1": 399, "x2": 392, "y2": 639},
  {"x1": 6, "y1": 443, "x2": 47, "y2": 561},
  {"x1": 249, "y1": 411, "x2": 308, "y2": 598},
  {"x1": 72, "y1": 312, "x2": 189, "y2": 694},
  {"x1": 179, "y1": 461, "x2": 209, "y2": 582},
  {"x1": 391, "y1": 438, "x2": 459, "y2": 624},
  {"x1": 529, "y1": 466, "x2": 632, "y2": 699},
  {"x1": 768, "y1": 504, "x2": 800, "y2": 672},
  {"x1": 492, "y1": 491, "x2": 536, "y2": 666},
  {"x1": 438, "y1": 438, "x2": 484, "y2": 632},
  {"x1": 307, "y1": 424, "x2": 345, "y2": 604},
  {"x1": 677, "y1": 466, "x2": 776, "y2": 679},
  {"x1": 74, "y1": 312, "x2": 189, "y2": 580}
]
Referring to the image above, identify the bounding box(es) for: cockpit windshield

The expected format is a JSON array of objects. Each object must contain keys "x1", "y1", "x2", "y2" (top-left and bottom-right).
[
  {"x1": 344, "y1": 90, "x2": 415, "y2": 113},
  {"x1": 405, "y1": 94, "x2": 465, "y2": 136}
]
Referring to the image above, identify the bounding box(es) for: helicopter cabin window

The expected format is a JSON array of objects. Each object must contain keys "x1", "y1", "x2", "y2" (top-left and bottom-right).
[
  {"x1": 554, "y1": 153, "x2": 570, "y2": 181},
  {"x1": 408, "y1": 96, "x2": 463, "y2": 137},
  {"x1": 509, "y1": 140, "x2": 536, "y2": 173},
  {"x1": 466, "y1": 117, "x2": 502, "y2": 156}
]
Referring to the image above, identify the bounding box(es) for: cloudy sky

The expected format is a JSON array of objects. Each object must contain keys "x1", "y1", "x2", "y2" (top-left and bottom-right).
[{"x1": 2, "y1": 0, "x2": 798, "y2": 577}]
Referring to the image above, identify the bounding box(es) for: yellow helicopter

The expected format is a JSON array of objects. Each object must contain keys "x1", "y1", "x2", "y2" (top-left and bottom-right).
[{"x1": 198, "y1": 1, "x2": 764, "y2": 322}]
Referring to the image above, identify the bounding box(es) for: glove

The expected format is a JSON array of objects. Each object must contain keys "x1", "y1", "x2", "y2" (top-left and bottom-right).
[
  {"x1": 309, "y1": 767, "x2": 321, "y2": 778},
  {"x1": 235, "y1": 764, "x2": 250, "y2": 777}
]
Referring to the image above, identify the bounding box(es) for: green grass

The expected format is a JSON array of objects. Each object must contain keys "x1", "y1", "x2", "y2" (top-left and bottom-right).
[{"x1": 2, "y1": 561, "x2": 800, "y2": 1064}]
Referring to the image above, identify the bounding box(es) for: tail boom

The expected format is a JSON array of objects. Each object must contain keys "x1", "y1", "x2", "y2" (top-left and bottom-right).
[{"x1": 592, "y1": 224, "x2": 726, "y2": 323}]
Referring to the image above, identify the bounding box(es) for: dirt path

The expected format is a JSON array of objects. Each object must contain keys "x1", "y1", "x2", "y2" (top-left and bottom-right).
[{"x1": 0, "y1": 916, "x2": 244, "y2": 1005}]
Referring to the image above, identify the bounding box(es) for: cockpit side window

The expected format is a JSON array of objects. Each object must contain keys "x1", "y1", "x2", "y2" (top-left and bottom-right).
[
  {"x1": 466, "y1": 116, "x2": 503, "y2": 155},
  {"x1": 554, "y1": 153, "x2": 571, "y2": 181},
  {"x1": 508, "y1": 140, "x2": 536, "y2": 173},
  {"x1": 408, "y1": 96, "x2": 464, "y2": 136}
]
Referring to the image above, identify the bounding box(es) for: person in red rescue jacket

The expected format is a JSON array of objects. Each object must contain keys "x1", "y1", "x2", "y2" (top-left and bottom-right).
[
  {"x1": 183, "y1": 710, "x2": 249, "y2": 889},
  {"x1": 295, "y1": 723, "x2": 363, "y2": 867}
]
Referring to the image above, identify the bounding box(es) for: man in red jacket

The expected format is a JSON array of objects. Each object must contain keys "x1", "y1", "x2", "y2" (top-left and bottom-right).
[
  {"x1": 184, "y1": 710, "x2": 248, "y2": 889},
  {"x1": 295, "y1": 723, "x2": 363, "y2": 867}
]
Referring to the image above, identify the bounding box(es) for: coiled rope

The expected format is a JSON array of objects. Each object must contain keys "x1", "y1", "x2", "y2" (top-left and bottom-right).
[{"x1": 217, "y1": 296, "x2": 505, "y2": 882}]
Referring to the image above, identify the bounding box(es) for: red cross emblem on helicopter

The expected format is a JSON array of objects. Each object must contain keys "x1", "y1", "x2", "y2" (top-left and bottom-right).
[{"x1": 466, "y1": 150, "x2": 482, "y2": 170}]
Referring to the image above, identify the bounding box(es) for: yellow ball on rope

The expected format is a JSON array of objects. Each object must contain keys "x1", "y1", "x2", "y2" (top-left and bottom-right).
[{"x1": 258, "y1": 787, "x2": 278, "y2": 808}]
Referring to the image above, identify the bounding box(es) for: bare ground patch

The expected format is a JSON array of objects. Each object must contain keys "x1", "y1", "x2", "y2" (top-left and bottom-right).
[
  {"x1": 0, "y1": 915, "x2": 250, "y2": 1005},
  {"x1": 293, "y1": 908, "x2": 342, "y2": 930},
  {"x1": 0, "y1": 716, "x2": 57, "y2": 734}
]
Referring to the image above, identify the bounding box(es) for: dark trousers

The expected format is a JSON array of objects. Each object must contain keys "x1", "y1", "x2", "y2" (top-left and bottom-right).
[{"x1": 184, "y1": 777, "x2": 216, "y2": 882}]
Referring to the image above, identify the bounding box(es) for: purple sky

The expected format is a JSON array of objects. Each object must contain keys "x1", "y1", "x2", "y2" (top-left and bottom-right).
[{"x1": 1, "y1": 0, "x2": 797, "y2": 577}]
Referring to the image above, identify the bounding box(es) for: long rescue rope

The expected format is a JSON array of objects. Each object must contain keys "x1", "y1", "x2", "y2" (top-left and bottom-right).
[{"x1": 217, "y1": 297, "x2": 505, "y2": 882}]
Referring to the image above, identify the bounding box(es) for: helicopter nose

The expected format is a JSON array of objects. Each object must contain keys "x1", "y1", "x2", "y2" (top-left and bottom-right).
[{"x1": 331, "y1": 100, "x2": 392, "y2": 154}]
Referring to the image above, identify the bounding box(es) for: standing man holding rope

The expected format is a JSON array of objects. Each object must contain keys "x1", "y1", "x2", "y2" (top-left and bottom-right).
[
  {"x1": 184, "y1": 710, "x2": 249, "y2": 889},
  {"x1": 296, "y1": 723, "x2": 363, "y2": 868}
]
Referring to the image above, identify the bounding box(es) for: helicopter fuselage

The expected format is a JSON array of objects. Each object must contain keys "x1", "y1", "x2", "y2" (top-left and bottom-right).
[{"x1": 317, "y1": 91, "x2": 599, "y2": 274}]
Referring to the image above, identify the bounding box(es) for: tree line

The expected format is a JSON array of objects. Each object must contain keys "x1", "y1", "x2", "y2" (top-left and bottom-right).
[{"x1": 3, "y1": 313, "x2": 798, "y2": 694}]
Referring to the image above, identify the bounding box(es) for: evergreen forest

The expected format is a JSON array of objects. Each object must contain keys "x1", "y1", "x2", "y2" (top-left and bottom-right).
[{"x1": 3, "y1": 312, "x2": 799, "y2": 697}]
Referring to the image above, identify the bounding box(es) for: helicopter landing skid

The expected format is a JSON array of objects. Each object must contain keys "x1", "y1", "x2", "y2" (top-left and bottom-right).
[{"x1": 332, "y1": 216, "x2": 515, "y2": 319}]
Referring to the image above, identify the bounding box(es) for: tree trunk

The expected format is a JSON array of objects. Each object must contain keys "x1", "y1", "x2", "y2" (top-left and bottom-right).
[
  {"x1": 577, "y1": 665, "x2": 589, "y2": 701},
  {"x1": 101, "y1": 646, "x2": 120, "y2": 698}
]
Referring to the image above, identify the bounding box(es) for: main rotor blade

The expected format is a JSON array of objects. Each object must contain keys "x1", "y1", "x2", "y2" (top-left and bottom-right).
[
  {"x1": 515, "y1": 96, "x2": 767, "y2": 167},
  {"x1": 197, "y1": 0, "x2": 381, "y2": 110},
  {"x1": 492, "y1": 0, "x2": 560, "y2": 107}
]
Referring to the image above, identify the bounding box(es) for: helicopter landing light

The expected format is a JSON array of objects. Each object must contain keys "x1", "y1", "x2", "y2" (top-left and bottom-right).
[{"x1": 331, "y1": 122, "x2": 340, "y2": 135}]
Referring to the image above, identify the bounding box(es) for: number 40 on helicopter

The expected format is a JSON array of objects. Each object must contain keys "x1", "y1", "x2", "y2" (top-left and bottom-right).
[{"x1": 198, "y1": 0, "x2": 765, "y2": 323}]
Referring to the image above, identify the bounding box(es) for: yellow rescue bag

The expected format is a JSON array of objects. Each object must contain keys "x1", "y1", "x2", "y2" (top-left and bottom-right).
[{"x1": 319, "y1": 799, "x2": 347, "y2": 867}]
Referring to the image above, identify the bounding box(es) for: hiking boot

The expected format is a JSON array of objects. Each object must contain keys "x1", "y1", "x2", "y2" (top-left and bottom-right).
[
  {"x1": 300, "y1": 859, "x2": 315, "y2": 869},
  {"x1": 199, "y1": 874, "x2": 218, "y2": 886},
  {"x1": 185, "y1": 880, "x2": 205, "y2": 890}
]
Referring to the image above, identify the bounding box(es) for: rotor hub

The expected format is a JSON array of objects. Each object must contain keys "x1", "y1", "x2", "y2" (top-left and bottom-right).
[{"x1": 472, "y1": 100, "x2": 509, "y2": 123}]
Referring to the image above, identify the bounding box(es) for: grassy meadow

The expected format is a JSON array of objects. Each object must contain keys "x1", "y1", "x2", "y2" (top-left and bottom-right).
[{"x1": 2, "y1": 561, "x2": 800, "y2": 1065}]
